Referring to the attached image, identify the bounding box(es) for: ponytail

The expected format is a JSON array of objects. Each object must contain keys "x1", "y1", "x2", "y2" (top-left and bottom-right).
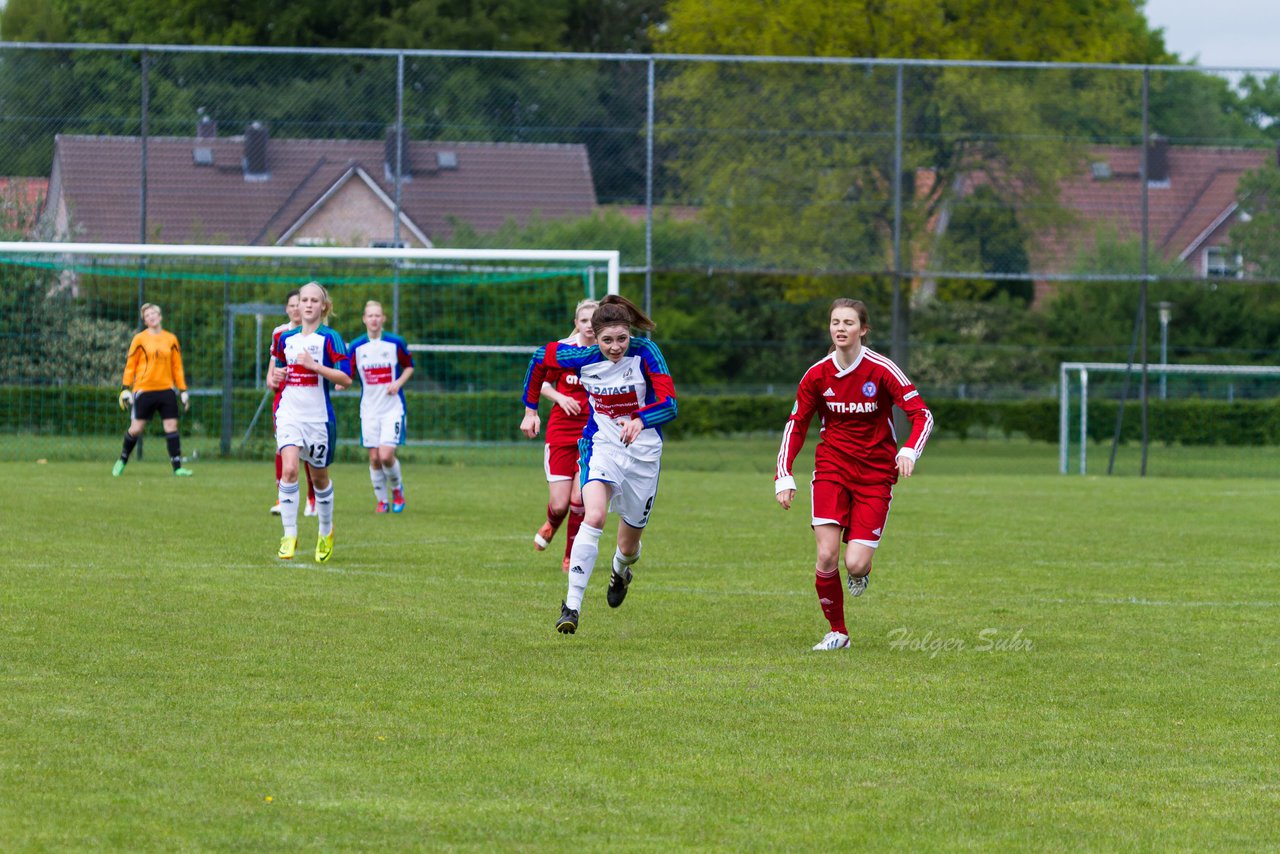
[{"x1": 591, "y1": 294, "x2": 655, "y2": 335}]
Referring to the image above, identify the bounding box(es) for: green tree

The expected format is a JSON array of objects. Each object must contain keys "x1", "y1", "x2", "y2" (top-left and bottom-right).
[
  {"x1": 653, "y1": 0, "x2": 1172, "y2": 286},
  {"x1": 1231, "y1": 162, "x2": 1280, "y2": 279}
]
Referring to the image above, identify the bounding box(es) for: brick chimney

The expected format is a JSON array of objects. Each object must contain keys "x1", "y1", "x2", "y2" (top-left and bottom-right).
[
  {"x1": 1146, "y1": 135, "x2": 1170, "y2": 184},
  {"x1": 243, "y1": 122, "x2": 269, "y2": 181},
  {"x1": 384, "y1": 125, "x2": 412, "y2": 180}
]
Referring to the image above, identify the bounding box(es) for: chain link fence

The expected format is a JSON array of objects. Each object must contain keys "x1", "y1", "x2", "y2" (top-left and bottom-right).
[{"x1": 3, "y1": 44, "x2": 1279, "y2": 464}]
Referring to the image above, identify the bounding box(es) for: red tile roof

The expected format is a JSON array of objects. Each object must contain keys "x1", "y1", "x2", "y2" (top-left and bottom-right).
[
  {"x1": 49, "y1": 134, "x2": 596, "y2": 245},
  {"x1": 1037, "y1": 145, "x2": 1271, "y2": 272}
]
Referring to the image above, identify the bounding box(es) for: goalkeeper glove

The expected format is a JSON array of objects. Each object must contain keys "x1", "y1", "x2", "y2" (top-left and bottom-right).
[
  {"x1": 118, "y1": 388, "x2": 134, "y2": 410},
  {"x1": 180, "y1": 391, "x2": 190, "y2": 411}
]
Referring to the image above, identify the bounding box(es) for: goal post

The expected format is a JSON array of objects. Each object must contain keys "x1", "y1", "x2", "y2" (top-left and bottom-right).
[
  {"x1": 0, "y1": 241, "x2": 620, "y2": 462},
  {"x1": 1059, "y1": 361, "x2": 1280, "y2": 475}
]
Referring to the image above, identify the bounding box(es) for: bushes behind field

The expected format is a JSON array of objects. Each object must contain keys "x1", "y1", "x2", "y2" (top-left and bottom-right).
[{"x1": 2, "y1": 386, "x2": 1279, "y2": 447}]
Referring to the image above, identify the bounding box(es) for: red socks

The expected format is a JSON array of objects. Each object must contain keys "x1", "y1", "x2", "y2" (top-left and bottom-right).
[
  {"x1": 815, "y1": 569, "x2": 847, "y2": 635},
  {"x1": 546, "y1": 502, "x2": 569, "y2": 532},
  {"x1": 564, "y1": 502, "x2": 585, "y2": 563}
]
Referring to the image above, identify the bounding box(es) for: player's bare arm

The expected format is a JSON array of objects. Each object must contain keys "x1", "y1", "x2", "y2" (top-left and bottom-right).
[
  {"x1": 521, "y1": 408, "x2": 541, "y2": 439},
  {"x1": 388, "y1": 365, "x2": 415, "y2": 395}
]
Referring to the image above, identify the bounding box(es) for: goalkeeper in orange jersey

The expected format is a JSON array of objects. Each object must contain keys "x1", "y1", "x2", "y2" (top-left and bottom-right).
[{"x1": 112, "y1": 302, "x2": 194, "y2": 477}]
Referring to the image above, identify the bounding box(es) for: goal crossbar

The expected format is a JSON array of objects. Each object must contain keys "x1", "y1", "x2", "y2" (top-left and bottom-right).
[
  {"x1": 0, "y1": 241, "x2": 621, "y2": 295},
  {"x1": 1059, "y1": 361, "x2": 1280, "y2": 474}
]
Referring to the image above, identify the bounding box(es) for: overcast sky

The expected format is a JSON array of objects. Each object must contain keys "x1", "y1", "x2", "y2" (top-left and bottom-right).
[{"x1": 1144, "y1": 0, "x2": 1280, "y2": 70}]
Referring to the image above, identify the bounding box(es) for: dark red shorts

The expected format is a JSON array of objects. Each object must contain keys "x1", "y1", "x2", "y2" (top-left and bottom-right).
[
  {"x1": 543, "y1": 442, "x2": 580, "y2": 481},
  {"x1": 810, "y1": 478, "x2": 893, "y2": 547}
]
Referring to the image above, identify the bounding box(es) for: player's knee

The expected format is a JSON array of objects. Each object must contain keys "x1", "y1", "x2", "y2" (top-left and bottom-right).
[
  {"x1": 815, "y1": 552, "x2": 839, "y2": 574},
  {"x1": 845, "y1": 553, "x2": 872, "y2": 577}
]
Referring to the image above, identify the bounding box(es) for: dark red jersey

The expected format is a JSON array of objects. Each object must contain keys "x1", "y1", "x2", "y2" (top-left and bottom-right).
[
  {"x1": 776, "y1": 348, "x2": 933, "y2": 489},
  {"x1": 543, "y1": 335, "x2": 591, "y2": 448}
]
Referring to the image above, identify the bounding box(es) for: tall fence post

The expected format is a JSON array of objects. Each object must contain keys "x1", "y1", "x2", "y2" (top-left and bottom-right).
[
  {"x1": 393, "y1": 52, "x2": 405, "y2": 334},
  {"x1": 644, "y1": 57, "x2": 656, "y2": 317},
  {"x1": 891, "y1": 62, "x2": 907, "y2": 373}
]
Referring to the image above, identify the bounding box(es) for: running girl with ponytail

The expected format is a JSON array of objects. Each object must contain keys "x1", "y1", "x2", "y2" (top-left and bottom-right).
[{"x1": 521, "y1": 294, "x2": 677, "y2": 635}]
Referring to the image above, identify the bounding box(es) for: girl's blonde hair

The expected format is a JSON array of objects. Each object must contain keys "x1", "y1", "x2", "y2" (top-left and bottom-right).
[
  {"x1": 139, "y1": 302, "x2": 160, "y2": 321},
  {"x1": 301, "y1": 281, "x2": 335, "y2": 322},
  {"x1": 571, "y1": 298, "x2": 599, "y2": 336},
  {"x1": 364, "y1": 300, "x2": 384, "y2": 314}
]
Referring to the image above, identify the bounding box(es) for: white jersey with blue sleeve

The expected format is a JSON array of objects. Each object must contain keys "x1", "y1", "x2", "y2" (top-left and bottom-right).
[
  {"x1": 347, "y1": 332, "x2": 415, "y2": 420},
  {"x1": 522, "y1": 336, "x2": 678, "y2": 462},
  {"x1": 273, "y1": 325, "x2": 349, "y2": 425}
]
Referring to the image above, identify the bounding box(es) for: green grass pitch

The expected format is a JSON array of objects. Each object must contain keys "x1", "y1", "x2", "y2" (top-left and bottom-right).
[{"x1": 2, "y1": 439, "x2": 1278, "y2": 849}]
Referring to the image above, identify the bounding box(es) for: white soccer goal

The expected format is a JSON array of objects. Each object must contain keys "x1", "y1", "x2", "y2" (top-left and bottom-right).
[
  {"x1": 1058, "y1": 361, "x2": 1280, "y2": 474},
  {"x1": 0, "y1": 241, "x2": 620, "y2": 462}
]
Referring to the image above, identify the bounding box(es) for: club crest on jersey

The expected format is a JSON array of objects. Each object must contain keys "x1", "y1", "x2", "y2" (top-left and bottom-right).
[{"x1": 862, "y1": 381, "x2": 878, "y2": 397}]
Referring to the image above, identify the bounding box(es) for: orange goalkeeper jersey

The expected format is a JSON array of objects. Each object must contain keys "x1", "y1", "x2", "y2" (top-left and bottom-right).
[{"x1": 122, "y1": 329, "x2": 187, "y2": 392}]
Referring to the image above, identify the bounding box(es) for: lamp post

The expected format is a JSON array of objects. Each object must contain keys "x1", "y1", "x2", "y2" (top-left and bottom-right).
[{"x1": 1157, "y1": 301, "x2": 1173, "y2": 400}]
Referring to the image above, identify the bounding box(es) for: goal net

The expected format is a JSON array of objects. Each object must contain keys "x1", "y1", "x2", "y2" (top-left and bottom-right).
[
  {"x1": 1059, "y1": 361, "x2": 1280, "y2": 477},
  {"x1": 0, "y1": 241, "x2": 619, "y2": 464}
]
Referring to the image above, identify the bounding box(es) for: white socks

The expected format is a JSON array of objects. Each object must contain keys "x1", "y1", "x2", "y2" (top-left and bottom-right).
[
  {"x1": 386, "y1": 459, "x2": 402, "y2": 490},
  {"x1": 315, "y1": 484, "x2": 334, "y2": 536},
  {"x1": 613, "y1": 541, "x2": 642, "y2": 575},
  {"x1": 278, "y1": 481, "x2": 300, "y2": 537},
  {"x1": 369, "y1": 466, "x2": 388, "y2": 502},
  {"x1": 565, "y1": 523, "x2": 603, "y2": 611}
]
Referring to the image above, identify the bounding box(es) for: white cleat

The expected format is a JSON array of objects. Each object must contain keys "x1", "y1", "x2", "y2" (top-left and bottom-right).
[
  {"x1": 848, "y1": 574, "x2": 869, "y2": 597},
  {"x1": 303, "y1": 499, "x2": 317, "y2": 517},
  {"x1": 269, "y1": 502, "x2": 282, "y2": 515},
  {"x1": 812, "y1": 631, "x2": 851, "y2": 651}
]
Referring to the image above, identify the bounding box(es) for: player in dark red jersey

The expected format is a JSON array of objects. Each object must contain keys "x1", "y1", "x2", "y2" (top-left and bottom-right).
[
  {"x1": 531, "y1": 299, "x2": 598, "y2": 570},
  {"x1": 775, "y1": 298, "x2": 934, "y2": 651}
]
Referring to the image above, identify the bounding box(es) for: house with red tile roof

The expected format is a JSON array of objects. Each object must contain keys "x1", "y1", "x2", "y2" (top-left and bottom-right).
[
  {"x1": 40, "y1": 122, "x2": 597, "y2": 247},
  {"x1": 1032, "y1": 140, "x2": 1272, "y2": 301}
]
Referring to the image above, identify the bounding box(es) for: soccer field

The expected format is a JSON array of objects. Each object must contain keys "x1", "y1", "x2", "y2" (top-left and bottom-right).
[{"x1": 2, "y1": 440, "x2": 1278, "y2": 849}]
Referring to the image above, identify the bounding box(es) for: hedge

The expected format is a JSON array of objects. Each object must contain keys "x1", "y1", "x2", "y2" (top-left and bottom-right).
[{"x1": 1, "y1": 386, "x2": 1277, "y2": 447}]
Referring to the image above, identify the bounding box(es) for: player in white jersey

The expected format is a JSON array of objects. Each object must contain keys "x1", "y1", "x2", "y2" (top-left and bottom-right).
[
  {"x1": 267, "y1": 289, "x2": 316, "y2": 517},
  {"x1": 267, "y1": 281, "x2": 351, "y2": 563},
  {"x1": 521, "y1": 294, "x2": 678, "y2": 635},
  {"x1": 346, "y1": 300, "x2": 415, "y2": 513}
]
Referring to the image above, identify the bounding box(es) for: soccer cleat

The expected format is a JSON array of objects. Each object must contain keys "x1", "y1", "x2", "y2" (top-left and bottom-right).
[
  {"x1": 848, "y1": 573, "x2": 869, "y2": 597},
  {"x1": 315, "y1": 532, "x2": 334, "y2": 563},
  {"x1": 270, "y1": 502, "x2": 282, "y2": 515},
  {"x1": 375, "y1": 501, "x2": 390, "y2": 514},
  {"x1": 304, "y1": 499, "x2": 317, "y2": 517},
  {"x1": 173, "y1": 467, "x2": 194, "y2": 477},
  {"x1": 277, "y1": 535, "x2": 298, "y2": 560},
  {"x1": 391, "y1": 488, "x2": 406, "y2": 513},
  {"x1": 533, "y1": 521, "x2": 555, "y2": 551},
  {"x1": 556, "y1": 601, "x2": 579, "y2": 634},
  {"x1": 111, "y1": 460, "x2": 126, "y2": 477},
  {"x1": 606, "y1": 566, "x2": 633, "y2": 608},
  {"x1": 812, "y1": 631, "x2": 851, "y2": 651},
  {"x1": 562, "y1": 556, "x2": 571, "y2": 573}
]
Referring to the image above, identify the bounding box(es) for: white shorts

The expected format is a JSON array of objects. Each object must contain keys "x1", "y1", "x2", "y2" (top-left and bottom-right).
[
  {"x1": 361, "y1": 412, "x2": 406, "y2": 448},
  {"x1": 277, "y1": 420, "x2": 336, "y2": 468},
  {"x1": 582, "y1": 440, "x2": 661, "y2": 528}
]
